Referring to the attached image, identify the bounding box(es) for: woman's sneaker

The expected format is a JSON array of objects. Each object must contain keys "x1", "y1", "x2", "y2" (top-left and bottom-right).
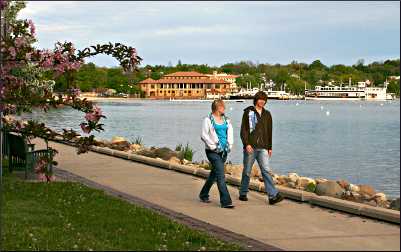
[
  {"x1": 221, "y1": 204, "x2": 235, "y2": 209},
  {"x1": 199, "y1": 197, "x2": 211, "y2": 203},
  {"x1": 269, "y1": 193, "x2": 284, "y2": 205}
]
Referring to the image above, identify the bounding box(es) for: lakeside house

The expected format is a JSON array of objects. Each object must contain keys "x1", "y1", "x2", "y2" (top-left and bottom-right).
[{"x1": 138, "y1": 71, "x2": 236, "y2": 99}]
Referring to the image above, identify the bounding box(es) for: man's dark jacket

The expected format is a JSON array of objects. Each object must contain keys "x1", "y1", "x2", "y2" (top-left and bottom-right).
[{"x1": 240, "y1": 106, "x2": 273, "y2": 150}]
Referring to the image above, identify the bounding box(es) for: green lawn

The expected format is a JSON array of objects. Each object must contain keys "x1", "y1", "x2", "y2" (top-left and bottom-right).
[{"x1": 1, "y1": 172, "x2": 243, "y2": 251}]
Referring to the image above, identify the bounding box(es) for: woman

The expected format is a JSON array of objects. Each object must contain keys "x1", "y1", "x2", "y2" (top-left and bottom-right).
[{"x1": 200, "y1": 99, "x2": 234, "y2": 208}]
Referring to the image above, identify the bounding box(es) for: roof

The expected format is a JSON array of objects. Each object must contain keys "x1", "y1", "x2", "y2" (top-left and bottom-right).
[
  {"x1": 164, "y1": 71, "x2": 207, "y2": 77},
  {"x1": 138, "y1": 78, "x2": 158, "y2": 84},
  {"x1": 206, "y1": 74, "x2": 239, "y2": 78}
]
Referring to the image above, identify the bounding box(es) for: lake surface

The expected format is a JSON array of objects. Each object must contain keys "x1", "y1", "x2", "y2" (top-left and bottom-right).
[{"x1": 22, "y1": 99, "x2": 400, "y2": 198}]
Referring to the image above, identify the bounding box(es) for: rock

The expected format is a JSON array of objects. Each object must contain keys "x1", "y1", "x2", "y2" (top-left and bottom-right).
[
  {"x1": 315, "y1": 178, "x2": 328, "y2": 184},
  {"x1": 287, "y1": 181, "x2": 296, "y2": 189},
  {"x1": 137, "y1": 148, "x2": 157, "y2": 158},
  {"x1": 288, "y1": 172, "x2": 299, "y2": 183},
  {"x1": 224, "y1": 164, "x2": 242, "y2": 178},
  {"x1": 296, "y1": 177, "x2": 315, "y2": 189},
  {"x1": 168, "y1": 156, "x2": 181, "y2": 164},
  {"x1": 372, "y1": 193, "x2": 387, "y2": 203},
  {"x1": 337, "y1": 180, "x2": 350, "y2": 190},
  {"x1": 250, "y1": 164, "x2": 261, "y2": 178},
  {"x1": 182, "y1": 159, "x2": 191, "y2": 165},
  {"x1": 129, "y1": 144, "x2": 142, "y2": 152},
  {"x1": 342, "y1": 192, "x2": 364, "y2": 203},
  {"x1": 277, "y1": 176, "x2": 289, "y2": 185},
  {"x1": 346, "y1": 184, "x2": 360, "y2": 193},
  {"x1": 111, "y1": 141, "x2": 130, "y2": 151},
  {"x1": 95, "y1": 139, "x2": 111, "y2": 147},
  {"x1": 366, "y1": 200, "x2": 377, "y2": 207},
  {"x1": 358, "y1": 184, "x2": 376, "y2": 197},
  {"x1": 390, "y1": 198, "x2": 400, "y2": 211},
  {"x1": 153, "y1": 147, "x2": 178, "y2": 161},
  {"x1": 111, "y1": 136, "x2": 127, "y2": 144},
  {"x1": 315, "y1": 180, "x2": 345, "y2": 198}
]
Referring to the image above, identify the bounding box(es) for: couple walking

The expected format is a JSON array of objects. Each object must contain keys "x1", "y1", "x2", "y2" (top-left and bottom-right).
[{"x1": 200, "y1": 91, "x2": 284, "y2": 208}]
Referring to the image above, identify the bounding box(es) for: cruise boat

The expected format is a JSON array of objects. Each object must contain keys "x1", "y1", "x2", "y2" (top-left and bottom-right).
[{"x1": 305, "y1": 80, "x2": 394, "y2": 101}]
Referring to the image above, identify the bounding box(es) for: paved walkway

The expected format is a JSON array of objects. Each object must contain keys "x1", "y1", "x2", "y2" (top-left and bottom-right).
[{"x1": 35, "y1": 140, "x2": 400, "y2": 251}]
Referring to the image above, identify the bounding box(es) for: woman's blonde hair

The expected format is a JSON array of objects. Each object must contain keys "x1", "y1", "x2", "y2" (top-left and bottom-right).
[{"x1": 211, "y1": 99, "x2": 225, "y2": 112}]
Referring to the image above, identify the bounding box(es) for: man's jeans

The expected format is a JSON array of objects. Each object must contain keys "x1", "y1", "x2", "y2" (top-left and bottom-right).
[
  {"x1": 199, "y1": 149, "x2": 232, "y2": 206},
  {"x1": 240, "y1": 149, "x2": 279, "y2": 198}
]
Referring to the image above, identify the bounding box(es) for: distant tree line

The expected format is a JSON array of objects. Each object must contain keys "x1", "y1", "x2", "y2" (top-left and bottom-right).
[{"x1": 52, "y1": 59, "x2": 400, "y2": 96}]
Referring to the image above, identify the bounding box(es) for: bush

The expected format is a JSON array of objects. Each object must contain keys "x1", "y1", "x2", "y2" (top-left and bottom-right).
[
  {"x1": 132, "y1": 136, "x2": 143, "y2": 145},
  {"x1": 178, "y1": 143, "x2": 195, "y2": 162},
  {"x1": 175, "y1": 144, "x2": 183, "y2": 152}
]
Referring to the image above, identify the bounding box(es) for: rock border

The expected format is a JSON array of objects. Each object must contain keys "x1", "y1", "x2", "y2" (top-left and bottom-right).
[{"x1": 52, "y1": 140, "x2": 400, "y2": 224}]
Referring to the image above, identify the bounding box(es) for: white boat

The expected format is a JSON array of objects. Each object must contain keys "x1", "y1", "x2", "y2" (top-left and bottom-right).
[{"x1": 305, "y1": 80, "x2": 394, "y2": 101}]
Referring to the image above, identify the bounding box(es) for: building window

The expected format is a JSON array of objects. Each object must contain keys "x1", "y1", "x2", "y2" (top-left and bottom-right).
[
  {"x1": 151, "y1": 85, "x2": 155, "y2": 89},
  {"x1": 215, "y1": 84, "x2": 220, "y2": 89}
]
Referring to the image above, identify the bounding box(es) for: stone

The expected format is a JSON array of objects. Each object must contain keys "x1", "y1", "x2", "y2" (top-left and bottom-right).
[
  {"x1": 111, "y1": 136, "x2": 127, "y2": 144},
  {"x1": 277, "y1": 176, "x2": 288, "y2": 185},
  {"x1": 182, "y1": 159, "x2": 191, "y2": 165},
  {"x1": 154, "y1": 147, "x2": 178, "y2": 161},
  {"x1": 129, "y1": 144, "x2": 142, "y2": 152},
  {"x1": 136, "y1": 148, "x2": 157, "y2": 158},
  {"x1": 372, "y1": 193, "x2": 387, "y2": 203},
  {"x1": 111, "y1": 142, "x2": 130, "y2": 151},
  {"x1": 337, "y1": 180, "x2": 350, "y2": 190},
  {"x1": 288, "y1": 172, "x2": 299, "y2": 183},
  {"x1": 347, "y1": 184, "x2": 360, "y2": 193},
  {"x1": 358, "y1": 184, "x2": 376, "y2": 197},
  {"x1": 390, "y1": 198, "x2": 400, "y2": 211},
  {"x1": 315, "y1": 178, "x2": 328, "y2": 184},
  {"x1": 315, "y1": 180, "x2": 345, "y2": 198},
  {"x1": 95, "y1": 139, "x2": 111, "y2": 147},
  {"x1": 287, "y1": 181, "x2": 296, "y2": 189},
  {"x1": 250, "y1": 164, "x2": 261, "y2": 178},
  {"x1": 168, "y1": 156, "x2": 181, "y2": 165},
  {"x1": 296, "y1": 177, "x2": 315, "y2": 189}
]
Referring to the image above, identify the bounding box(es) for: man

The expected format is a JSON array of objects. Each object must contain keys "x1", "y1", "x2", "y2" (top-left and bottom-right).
[{"x1": 239, "y1": 91, "x2": 284, "y2": 205}]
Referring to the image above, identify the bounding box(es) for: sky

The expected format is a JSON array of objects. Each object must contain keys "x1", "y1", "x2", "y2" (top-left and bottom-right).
[{"x1": 18, "y1": 1, "x2": 400, "y2": 68}]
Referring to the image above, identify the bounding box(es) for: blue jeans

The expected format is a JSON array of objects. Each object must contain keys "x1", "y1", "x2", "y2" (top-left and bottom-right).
[
  {"x1": 199, "y1": 149, "x2": 232, "y2": 206},
  {"x1": 240, "y1": 149, "x2": 279, "y2": 198}
]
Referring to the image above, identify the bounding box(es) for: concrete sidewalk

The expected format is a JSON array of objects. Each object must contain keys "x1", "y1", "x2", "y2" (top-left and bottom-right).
[{"x1": 35, "y1": 140, "x2": 400, "y2": 251}]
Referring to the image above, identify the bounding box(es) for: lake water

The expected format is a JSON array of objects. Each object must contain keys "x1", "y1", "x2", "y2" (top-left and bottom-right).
[{"x1": 23, "y1": 99, "x2": 400, "y2": 198}]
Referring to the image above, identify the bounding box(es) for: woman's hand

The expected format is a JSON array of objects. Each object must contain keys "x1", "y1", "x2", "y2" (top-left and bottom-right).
[{"x1": 246, "y1": 145, "x2": 254, "y2": 153}]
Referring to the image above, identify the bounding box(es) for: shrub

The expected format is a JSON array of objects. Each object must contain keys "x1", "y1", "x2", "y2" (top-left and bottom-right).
[
  {"x1": 178, "y1": 143, "x2": 195, "y2": 162},
  {"x1": 132, "y1": 136, "x2": 143, "y2": 145}
]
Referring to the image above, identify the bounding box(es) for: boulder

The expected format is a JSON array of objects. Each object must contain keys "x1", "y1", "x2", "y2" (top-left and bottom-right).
[
  {"x1": 111, "y1": 141, "x2": 130, "y2": 151},
  {"x1": 358, "y1": 184, "x2": 376, "y2": 197},
  {"x1": 137, "y1": 148, "x2": 157, "y2": 158},
  {"x1": 287, "y1": 181, "x2": 296, "y2": 189},
  {"x1": 182, "y1": 159, "x2": 191, "y2": 165},
  {"x1": 225, "y1": 164, "x2": 243, "y2": 178},
  {"x1": 250, "y1": 164, "x2": 261, "y2": 178},
  {"x1": 337, "y1": 180, "x2": 350, "y2": 190},
  {"x1": 95, "y1": 139, "x2": 111, "y2": 147},
  {"x1": 372, "y1": 193, "x2": 387, "y2": 203},
  {"x1": 288, "y1": 172, "x2": 299, "y2": 183},
  {"x1": 111, "y1": 136, "x2": 127, "y2": 144},
  {"x1": 390, "y1": 198, "x2": 400, "y2": 211},
  {"x1": 277, "y1": 175, "x2": 289, "y2": 185},
  {"x1": 315, "y1": 180, "x2": 345, "y2": 198},
  {"x1": 129, "y1": 144, "x2": 142, "y2": 152},
  {"x1": 342, "y1": 192, "x2": 364, "y2": 203},
  {"x1": 153, "y1": 147, "x2": 178, "y2": 161},
  {"x1": 346, "y1": 184, "x2": 360, "y2": 193},
  {"x1": 315, "y1": 178, "x2": 328, "y2": 184},
  {"x1": 296, "y1": 177, "x2": 315, "y2": 189},
  {"x1": 168, "y1": 156, "x2": 181, "y2": 165}
]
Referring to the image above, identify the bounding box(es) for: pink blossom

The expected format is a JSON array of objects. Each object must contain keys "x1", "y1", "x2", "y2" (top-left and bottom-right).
[
  {"x1": 37, "y1": 173, "x2": 46, "y2": 181},
  {"x1": 80, "y1": 123, "x2": 91, "y2": 134},
  {"x1": 25, "y1": 52, "x2": 32, "y2": 60},
  {"x1": 85, "y1": 112, "x2": 97, "y2": 122},
  {"x1": 28, "y1": 20, "x2": 36, "y2": 35},
  {"x1": 8, "y1": 47, "x2": 16, "y2": 58},
  {"x1": 15, "y1": 37, "x2": 25, "y2": 48}
]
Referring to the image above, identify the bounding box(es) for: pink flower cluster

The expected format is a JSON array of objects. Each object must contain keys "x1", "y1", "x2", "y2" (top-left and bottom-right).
[
  {"x1": 34, "y1": 158, "x2": 55, "y2": 182},
  {"x1": 81, "y1": 106, "x2": 103, "y2": 134},
  {"x1": 38, "y1": 44, "x2": 82, "y2": 75}
]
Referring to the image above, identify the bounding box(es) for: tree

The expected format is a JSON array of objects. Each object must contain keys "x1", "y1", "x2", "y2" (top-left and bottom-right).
[{"x1": 0, "y1": 0, "x2": 142, "y2": 181}]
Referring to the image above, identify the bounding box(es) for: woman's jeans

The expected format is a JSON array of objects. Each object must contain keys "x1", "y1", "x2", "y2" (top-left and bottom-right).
[
  {"x1": 199, "y1": 149, "x2": 232, "y2": 206},
  {"x1": 240, "y1": 149, "x2": 279, "y2": 198}
]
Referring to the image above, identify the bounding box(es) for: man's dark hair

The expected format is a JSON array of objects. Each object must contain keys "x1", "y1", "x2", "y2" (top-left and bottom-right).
[{"x1": 253, "y1": 91, "x2": 268, "y2": 105}]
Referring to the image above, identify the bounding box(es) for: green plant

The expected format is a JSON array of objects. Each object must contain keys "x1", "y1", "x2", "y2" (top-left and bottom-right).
[
  {"x1": 178, "y1": 143, "x2": 195, "y2": 162},
  {"x1": 132, "y1": 136, "x2": 143, "y2": 145},
  {"x1": 175, "y1": 143, "x2": 183, "y2": 152}
]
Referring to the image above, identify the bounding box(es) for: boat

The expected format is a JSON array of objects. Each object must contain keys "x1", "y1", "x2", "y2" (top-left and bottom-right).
[{"x1": 305, "y1": 79, "x2": 394, "y2": 101}]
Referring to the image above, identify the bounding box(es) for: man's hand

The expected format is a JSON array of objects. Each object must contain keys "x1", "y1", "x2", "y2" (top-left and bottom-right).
[
  {"x1": 246, "y1": 145, "x2": 254, "y2": 153},
  {"x1": 268, "y1": 149, "x2": 272, "y2": 157}
]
